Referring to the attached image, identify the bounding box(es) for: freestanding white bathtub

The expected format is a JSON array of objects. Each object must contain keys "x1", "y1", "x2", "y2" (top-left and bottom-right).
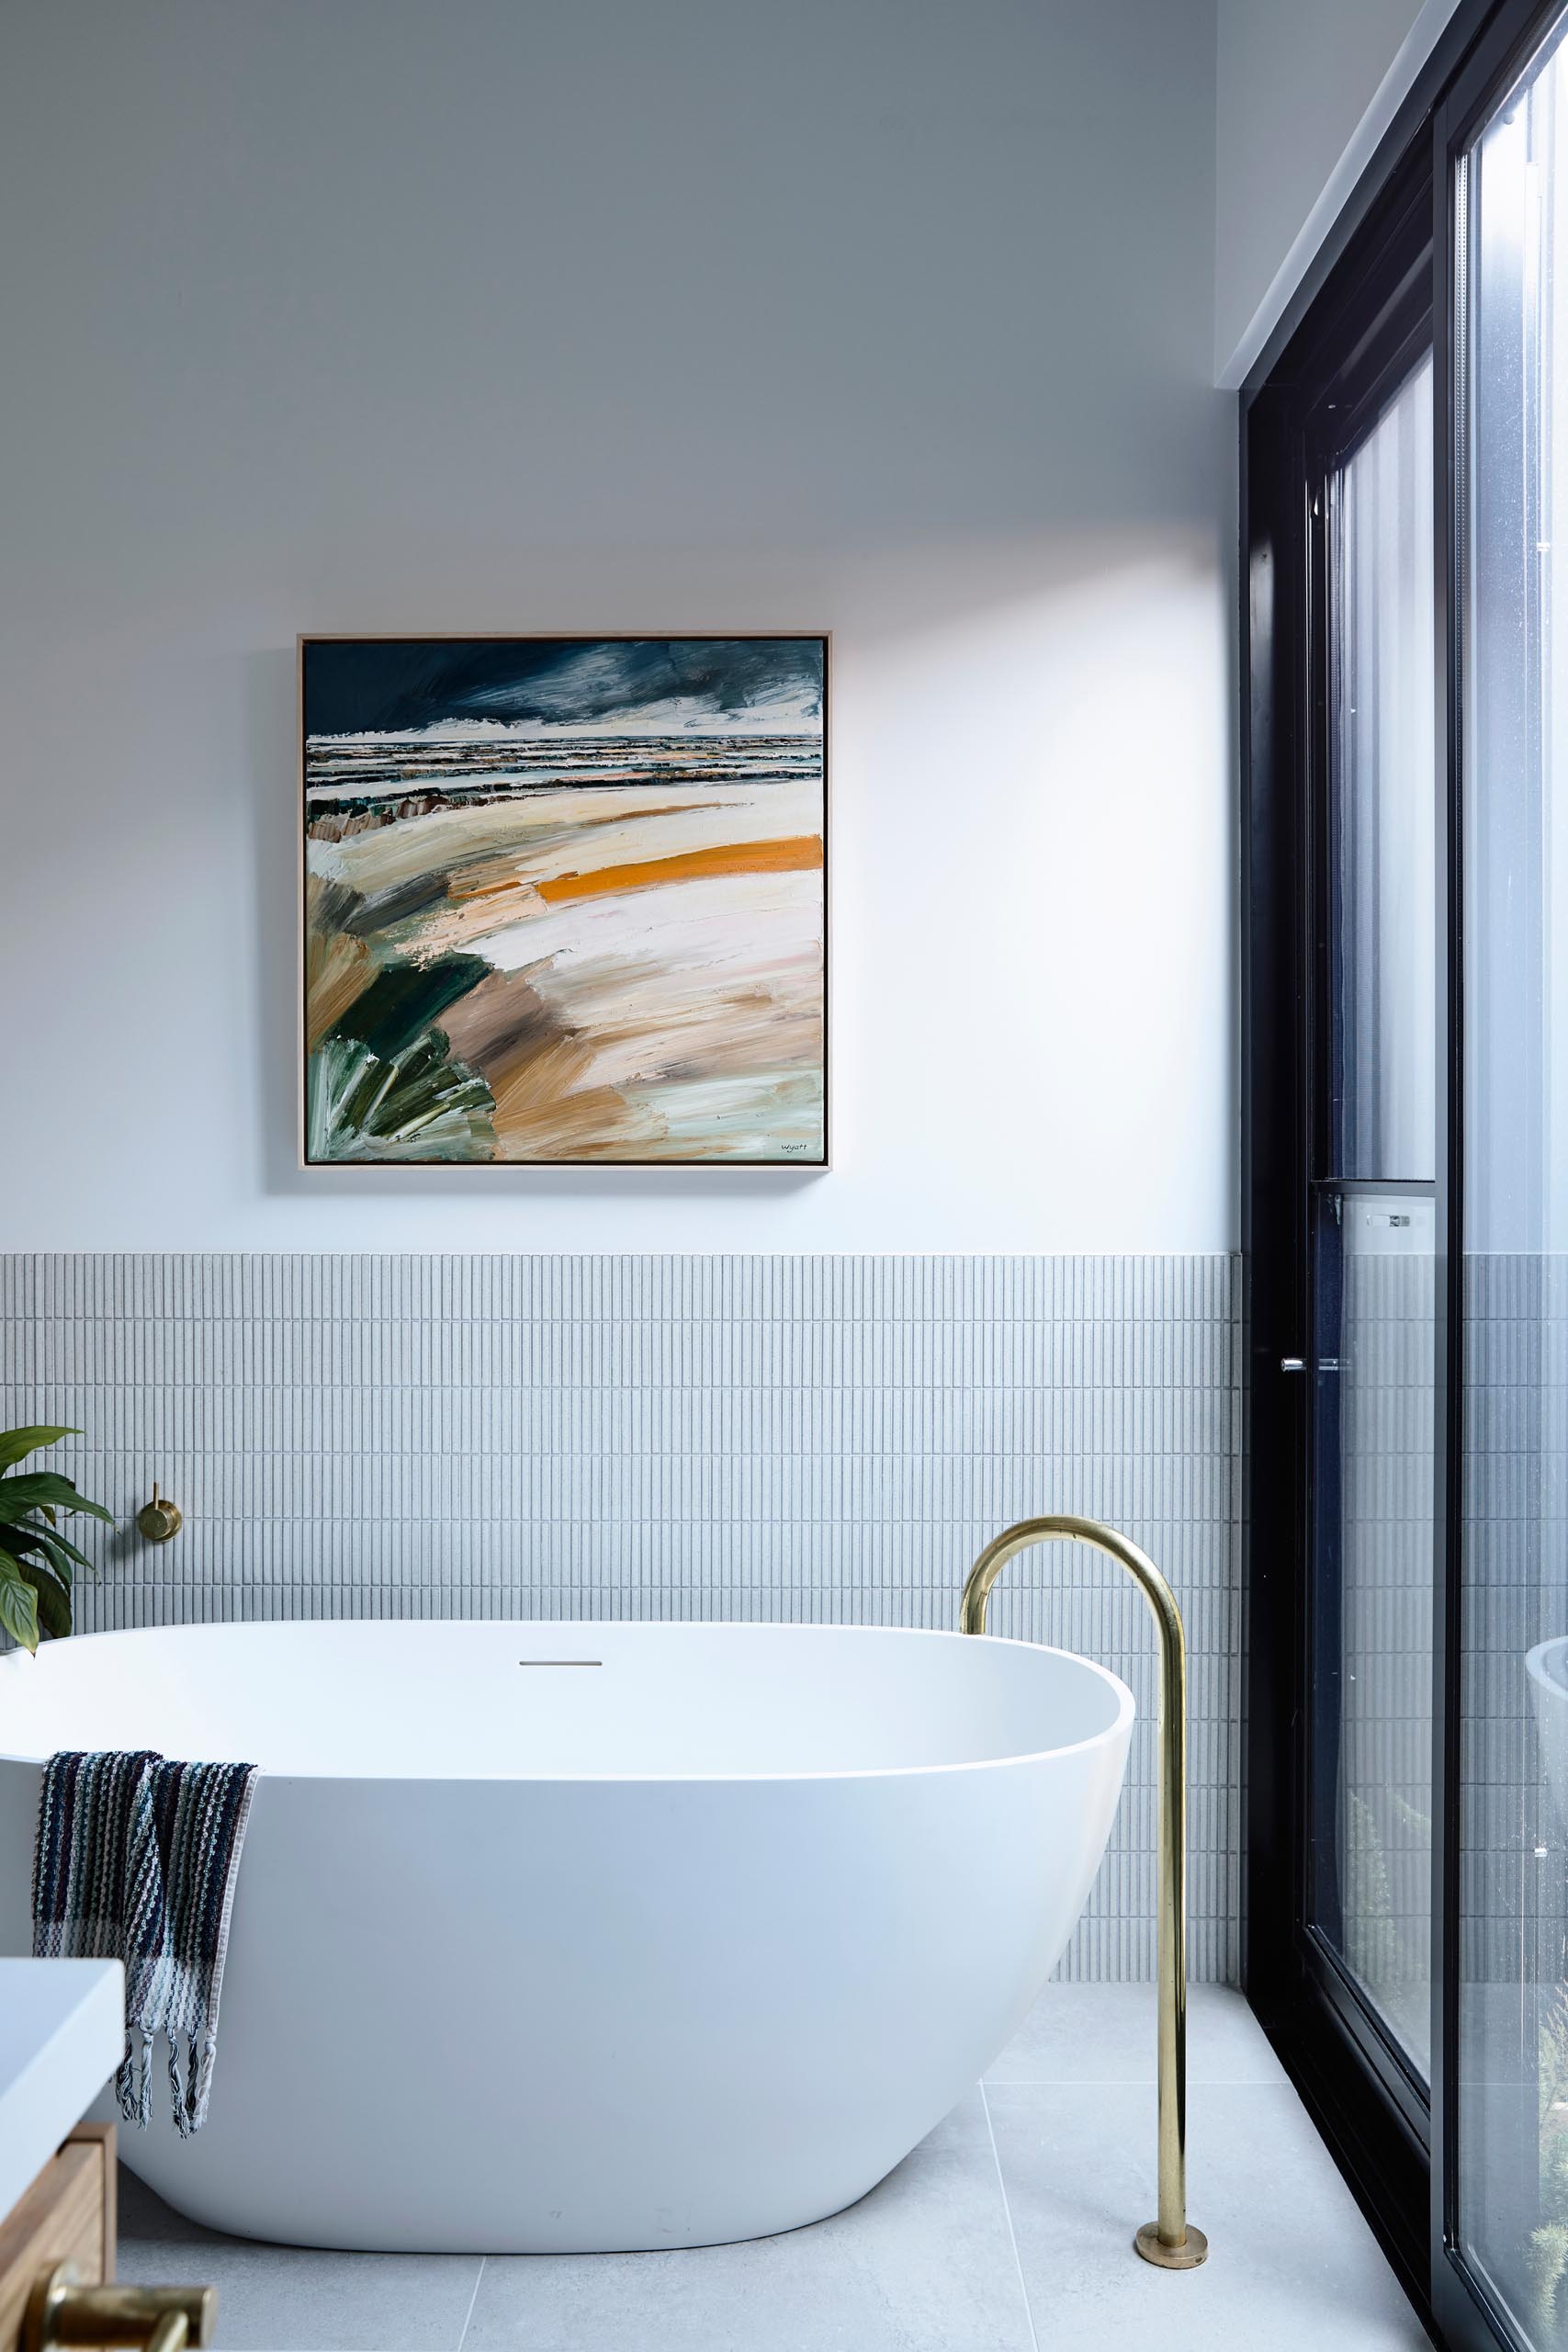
[{"x1": 0, "y1": 1618, "x2": 1133, "y2": 2253}]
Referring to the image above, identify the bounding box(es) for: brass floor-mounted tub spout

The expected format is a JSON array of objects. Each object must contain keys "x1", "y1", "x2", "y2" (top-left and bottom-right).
[{"x1": 962, "y1": 1513, "x2": 1209, "y2": 2270}]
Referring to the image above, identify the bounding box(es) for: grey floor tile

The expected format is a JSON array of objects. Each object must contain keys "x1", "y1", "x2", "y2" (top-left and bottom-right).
[
  {"x1": 462, "y1": 2093, "x2": 1034, "y2": 2352},
  {"x1": 987, "y1": 1982, "x2": 1288, "y2": 2086},
  {"x1": 988, "y1": 2079, "x2": 1427, "y2": 2350},
  {"x1": 116, "y1": 2166, "x2": 483, "y2": 2352}
]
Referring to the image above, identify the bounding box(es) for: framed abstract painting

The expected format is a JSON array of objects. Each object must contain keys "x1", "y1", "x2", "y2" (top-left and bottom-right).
[{"x1": 299, "y1": 635, "x2": 828, "y2": 1166}]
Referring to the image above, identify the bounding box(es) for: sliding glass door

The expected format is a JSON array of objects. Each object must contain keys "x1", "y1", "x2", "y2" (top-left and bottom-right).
[{"x1": 1453, "y1": 14, "x2": 1568, "y2": 2344}]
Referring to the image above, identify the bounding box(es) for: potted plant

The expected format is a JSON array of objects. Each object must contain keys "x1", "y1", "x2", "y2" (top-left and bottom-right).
[{"x1": 0, "y1": 1427, "x2": 113, "y2": 1652}]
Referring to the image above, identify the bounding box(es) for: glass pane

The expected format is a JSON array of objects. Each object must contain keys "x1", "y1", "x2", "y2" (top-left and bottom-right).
[
  {"x1": 1309, "y1": 1188, "x2": 1435, "y2": 2071},
  {"x1": 1327, "y1": 354, "x2": 1438, "y2": 1182},
  {"x1": 1458, "y1": 11, "x2": 1568, "y2": 2344},
  {"x1": 1306, "y1": 339, "x2": 1438, "y2": 2071}
]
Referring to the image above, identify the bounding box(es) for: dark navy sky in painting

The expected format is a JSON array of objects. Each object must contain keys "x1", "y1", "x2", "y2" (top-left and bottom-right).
[{"x1": 304, "y1": 638, "x2": 824, "y2": 736}]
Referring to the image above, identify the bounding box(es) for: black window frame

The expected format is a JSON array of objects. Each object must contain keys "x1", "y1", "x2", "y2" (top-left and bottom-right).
[
  {"x1": 1241, "y1": 6, "x2": 1568, "y2": 2348},
  {"x1": 1244, "y1": 134, "x2": 1438, "y2": 2325}
]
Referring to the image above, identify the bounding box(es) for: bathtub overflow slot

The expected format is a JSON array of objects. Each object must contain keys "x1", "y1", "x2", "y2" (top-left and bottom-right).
[{"x1": 518, "y1": 1659, "x2": 603, "y2": 1667}]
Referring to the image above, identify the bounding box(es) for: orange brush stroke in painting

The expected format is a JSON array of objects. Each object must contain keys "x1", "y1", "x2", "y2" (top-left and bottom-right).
[{"x1": 536, "y1": 834, "x2": 823, "y2": 906}]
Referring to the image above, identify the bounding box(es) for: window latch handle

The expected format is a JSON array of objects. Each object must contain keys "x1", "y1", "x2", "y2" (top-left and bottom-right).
[{"x1": 1280, "y1": 1356, "x2": 1306, "y2": 1373}]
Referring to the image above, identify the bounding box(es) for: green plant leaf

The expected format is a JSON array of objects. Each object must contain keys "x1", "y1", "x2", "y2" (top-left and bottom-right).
[
  {"x1": 21, "y1": 1521, "x2": 92, "y2": 1575},
  {"x1": 0, "y1": 1524, "x2": 85, "y2": 1584},
  {"x1": 0, "y1": 1551, "x2": 39, "y2": 1654},
  {"x1": 16, "y1": 1563, "x2": 71, "y2": 1641},
  {"x1": 0, "y1": 1473, "x2": 113, "y2": 1523},
  {"x1": 0, "y1": 1427, "x2": 78, "y2": 1472},
  {"x1": 39, "y1": 1527, "x2": 94, "y2": 1574},
  {"x1": 0, "y1": 1436, "x2": 106, "y2": 1645}
]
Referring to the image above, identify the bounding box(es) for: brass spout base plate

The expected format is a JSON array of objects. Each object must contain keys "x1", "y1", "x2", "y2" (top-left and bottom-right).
[{"x1": 1134, "y1": 2222, "x2": 1209, "y2": 2270}]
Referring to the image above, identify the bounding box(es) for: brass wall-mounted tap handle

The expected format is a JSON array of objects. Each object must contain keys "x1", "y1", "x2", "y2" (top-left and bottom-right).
[{"x1": 135, "y1": 1485, "x2": 183, "y2": 1544}]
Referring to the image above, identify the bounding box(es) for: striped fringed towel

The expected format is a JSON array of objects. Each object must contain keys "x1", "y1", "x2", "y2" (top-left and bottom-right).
[{"x1": 32, "y1": 1751, "x2": 258, "y2": 2137}]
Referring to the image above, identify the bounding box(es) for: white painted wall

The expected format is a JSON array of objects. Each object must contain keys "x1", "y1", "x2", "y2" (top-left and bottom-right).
[
  {"x1": 1, "y1": 0, "x2": 1229, "y2": 1253},
  {"x1": 1214, "y1": 0, "x2": 1463, "y2": 388}
]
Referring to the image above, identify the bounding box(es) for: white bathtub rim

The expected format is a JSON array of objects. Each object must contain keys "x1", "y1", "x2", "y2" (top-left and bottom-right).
[{"x1": 0, "y1": 1619, "x2": 1135, "y2": 1781}]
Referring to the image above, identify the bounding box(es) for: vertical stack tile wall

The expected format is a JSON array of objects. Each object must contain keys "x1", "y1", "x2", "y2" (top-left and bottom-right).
[{"x1": 0, "y1": 1253, "x2": 1241, "y2": 1982}]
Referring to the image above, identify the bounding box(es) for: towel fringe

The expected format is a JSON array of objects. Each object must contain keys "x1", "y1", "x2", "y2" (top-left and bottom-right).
[
  {"x1": 188, "y1": 2030, "x2": 220, "y2": 2133},
  {"x1": 115, "y1": 2029, "x2": 154, "y2": 2130}
]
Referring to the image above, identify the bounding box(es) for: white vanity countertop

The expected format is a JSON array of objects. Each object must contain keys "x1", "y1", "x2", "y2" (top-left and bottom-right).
[{"x1": 0, "y1": 1959, "x2": 124, "y2": 2221}]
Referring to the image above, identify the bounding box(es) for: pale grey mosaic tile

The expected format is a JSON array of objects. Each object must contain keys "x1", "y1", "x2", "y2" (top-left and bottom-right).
[
  {"x1": 1, "y1": 1252, "x2": 1241, "y2": 1983},
  {"x1": 1449, "y1": 1259, "x2": 1568, "y2": 2006}
]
